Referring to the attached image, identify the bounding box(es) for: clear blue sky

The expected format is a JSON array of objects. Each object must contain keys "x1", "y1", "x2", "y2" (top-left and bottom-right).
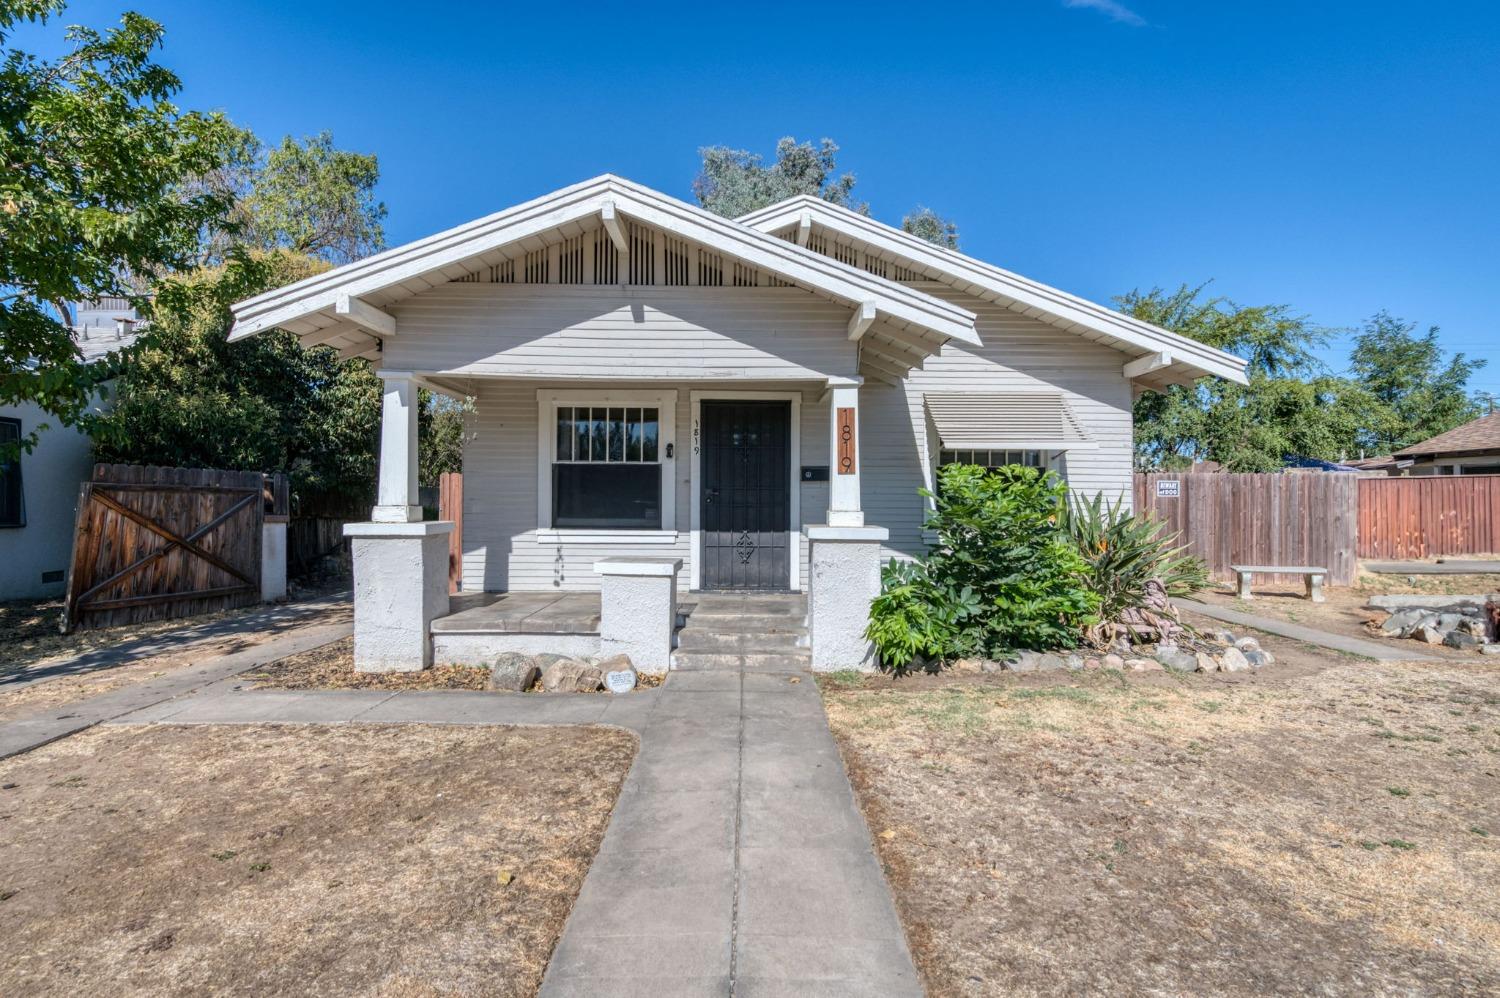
[{"x1": 21, "y1": 1, "x2": 1500, "y2": 395}]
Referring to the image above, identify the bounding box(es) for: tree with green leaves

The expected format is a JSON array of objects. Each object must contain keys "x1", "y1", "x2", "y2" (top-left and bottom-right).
[
  {"x1": 1123, "y1": 283, "x2": 1377, "y2": 471},
  {"x1": 694, "y1": 137, "x2": 865, "y2": 218},
  {"x1": 0, "y1": 0, "x2": 242, "y2": 453},
  {"x1": 1348, "y1": 310, "x2": 1485, "y2": 454},
  {"x1": 244, "y1": 131, "x2": 387, "y2": 264},
  {"x1": 901, "y1": 206, "x2": 959, "y2": 249}
]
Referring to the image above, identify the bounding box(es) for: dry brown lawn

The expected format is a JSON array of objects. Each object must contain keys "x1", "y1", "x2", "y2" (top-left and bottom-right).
[
  {"x1": 245, "y1": 636, "x2": 491, "y2": 690},
  {"x1": 0, "y1": 723, "x2": 635, "y2": 996},
  {"x1": 823, "y1": 631, "x2": 1500, "y2": 996}
]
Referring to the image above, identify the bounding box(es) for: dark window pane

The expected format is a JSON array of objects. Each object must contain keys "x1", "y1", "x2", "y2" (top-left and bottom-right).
[
  {"x1": 0, "y1": 419, "x2": 22, "y2": 528},
  {"x1": 556, "y1": 406, "x2": 572, "y2": 461},
  {"x1": 553, "y1": 464, "x2": 661, "y2": 528},
  {"x1": 627, "y1": 408, "x2": 642, "y2": 462},
  {"x1": 642, "y1": 407, "x2": 659, "y2": 461},
  {"x1": 590, "y1": 407, "x2": 607, "y2": 461},
  {"x1": 608, "y1": 407, "x2": 625, "y2": 462}
]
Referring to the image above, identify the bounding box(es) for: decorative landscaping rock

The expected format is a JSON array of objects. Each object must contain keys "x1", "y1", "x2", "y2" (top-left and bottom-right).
[
  {"x1": 1445, "y1": 631, "x2": 1484, "y2": 650},
  {"x1": 1456, "y1": 616, "x2": 1490, "y2": 639},
  {"x1": 1413, "y1": 625, "x2": 1446, "y2": 645},
  {"x1": 1203, "y1": 628, "x2": 1237, "y2": 647},
  {"x1": 1234, "y1": 636, "x2": 1262, "y2": 653},
  {"x1": 1379, "y1": 609, "x2": 1427, "y2": 636},
  {"x1": 1219, "y1": 646, "x2": 1252, "y2": 673},
  {"x1": 1481, "y1": 644, "x2": 1500, "y2": 657},
  {"x1": 488, "y1": 652, "x2": 540, "y2": 692},
  {"x1": 1155, "y1": 647, "x2": 1200, "y2": 673},
  {"x1": 1035, "y1": 653, "x2": 1070, "y2": 672},
  {"x1": 541, "y1": 659, "x2": 604, "y2": 693},
  {"x1": 1244, "y1": 649, "x2": 1273, "y2": 669},
  {"x1": 596, "y1": 654, "x2": 638, "y2": 693},
  {"x1": 1083, "y1": 657, "x2": 1103, "y2": 670},
  {"x1": 1194, "y1": 652, "x2": 1219, "y2": 673},
  {"x1": 1102, "y1": 653, "x2": 1126, "y2": 671},
  {"x1": 1124, "y1": 658, "x2": 1162, "y2": 672},
  {"x1": 1063, "y1": 654, "x2": 1086, "y2": 671}
]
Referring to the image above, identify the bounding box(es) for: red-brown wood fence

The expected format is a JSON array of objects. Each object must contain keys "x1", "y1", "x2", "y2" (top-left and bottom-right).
[
  {"x1": 1356, "y1": 475, "x2": 1500, "y2": 559},
  {"x1": 1134, "y1": 472, "x2": 1360, "y2": 585},
  {"x1": 439, "y1": 471, "x2": 463, "y2": 593},
  {"x1": 62, "y1": 465, "x2": 266, "y2": 632}
]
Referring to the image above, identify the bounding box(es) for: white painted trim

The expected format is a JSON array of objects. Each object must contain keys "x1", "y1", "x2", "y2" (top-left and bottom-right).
[
  {"x1": 804, "y1": 524, "x2": 889, "y2": 542},
  {"x1": 738, "y1": 195, "x2": 1248, "y2": 386},
  {"x1": 534, "y1": 387, "x2": 678, "y2": 532},
  {"x1": 688, "y1": 390, "x2": 803, "y2": 593},
  {"x1": 1123, "y1": 350, "x2": 1172, "y2": 380},
  {"x1": 594, "y1": 557, "x2": 683, "y2": 577},
  {"x1": 847, "y1": 300, "x2": 878, "y2": 341},
  {"x1": 344, "y1": 520, "x2": 454, "y2": 538},
  {"x1": 537, "y1": 529, "x2": 679, "y2": 545},
  {"x1": 335, "y1": 295, "x2": 397, "y2": 337}
]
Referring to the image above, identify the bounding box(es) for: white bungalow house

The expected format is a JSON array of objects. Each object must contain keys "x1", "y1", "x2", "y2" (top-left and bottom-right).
[{"x1": 228, "y1": 175, "x2": 1246, "y2": 672}]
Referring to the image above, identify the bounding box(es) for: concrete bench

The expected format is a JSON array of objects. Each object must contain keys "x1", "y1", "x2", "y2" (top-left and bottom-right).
[{"x1": 1231, "y1": 564, "x2": 1327, "y2": 603}]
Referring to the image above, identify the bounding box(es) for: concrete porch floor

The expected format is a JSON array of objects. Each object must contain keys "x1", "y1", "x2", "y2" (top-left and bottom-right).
[{"x1": 433, "y1": 591, "x2": 809, "y2": 637}]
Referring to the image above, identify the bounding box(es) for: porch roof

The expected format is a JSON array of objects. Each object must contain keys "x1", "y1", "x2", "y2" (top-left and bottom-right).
[
  {"x1": 924, "y1": 392, "x2": 1096, "y2": 452},
  {"x1": 737, "y1": 196, "x2": 1250, "y2": 390},
  {"x1": 227, "y1": 175, "x2": 980, "y2": 376}
]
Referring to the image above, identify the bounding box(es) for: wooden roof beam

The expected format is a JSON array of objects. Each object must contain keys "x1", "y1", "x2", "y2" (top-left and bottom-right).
[
  {"x1": 847, "y1": 299, "x2": 878, "y2": 341},
  {"x1": 335, "y1": 294, "x2": 396, "y2": 338},
  {"x1": 796, "y1": 210, "x2": 812, "y2": 246},
  {"x1": 1123, "y1": 350, "x2": 1172, "y2": 380}
]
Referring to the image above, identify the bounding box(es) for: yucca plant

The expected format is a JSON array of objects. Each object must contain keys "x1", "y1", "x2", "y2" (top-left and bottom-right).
[{"x1": 1062, "y1": 492, "x2": 1208, "y2": 638}]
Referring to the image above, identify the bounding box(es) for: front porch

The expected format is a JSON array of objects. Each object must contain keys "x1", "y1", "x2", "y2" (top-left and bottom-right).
[{"x1": 430, "y1": 590, "x2": 811, "y2": 671}]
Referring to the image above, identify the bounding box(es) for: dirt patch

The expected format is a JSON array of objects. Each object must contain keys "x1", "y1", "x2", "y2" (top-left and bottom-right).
[
  {"x1": 0, "y1": 723, "x2": 635, "y2": 996},
  {"x1": 823, "y1": 653, "x2": 1500, "y2": 995},
  {"x1": 1195, "y1": 572, "x2": 1500, "y2": 661},
  {"x1": 245, "y1": 637, "x2": 490, "y2": 690},
  {"x1": 0, "y1": 598, "x2": 256, "y2": 675},
  {"x1": 245, "y1": 638, "x2": 666, "y2": 692}
]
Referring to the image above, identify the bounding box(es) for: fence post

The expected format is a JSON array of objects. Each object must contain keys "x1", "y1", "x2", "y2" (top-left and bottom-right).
[
  {"x1": 439, "y1": 471, "x2": 463, "y2": 594},
  {"x1": 262, "y1": 472, "x2": 289, "y2": 602}
]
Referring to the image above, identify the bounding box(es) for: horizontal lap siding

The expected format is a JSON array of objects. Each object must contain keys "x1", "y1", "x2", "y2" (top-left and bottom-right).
[
  {"x1": 864, "y1": 286, "x2": 1136, "y2": 561},
  {"x1": 389, "y1": 284, "x2": 857, "y2": 381},
  {"x1": 461, "y1": 379, "x2": 827, "y2": 593}
]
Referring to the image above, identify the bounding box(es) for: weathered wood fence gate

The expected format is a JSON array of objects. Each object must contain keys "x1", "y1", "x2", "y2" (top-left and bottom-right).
[{"x1": 61, "y1": 465, "x2": 268, "y2": 632}]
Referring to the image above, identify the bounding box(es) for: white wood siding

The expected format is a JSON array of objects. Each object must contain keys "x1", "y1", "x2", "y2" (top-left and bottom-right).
[
  {"x1": 865, "y1": 284, "x2": 1136, "y2": 560},
  {"x1": 386, "y1": 284, "x2": 858, "y2": 381},
  {"x1": 460, "y1": 379, "x2": 828, "y2": 593}
]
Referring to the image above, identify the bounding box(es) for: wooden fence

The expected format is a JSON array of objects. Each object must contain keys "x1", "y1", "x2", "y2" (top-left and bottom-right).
[
  {"x1": 1134, "y1": 472, "x2": 1360, "y2": 586},
  {"x1": 439, "y1": 471, "x2": 463, "y2": 593},
  {"x1": 1357, "y1": 475, "x2": 1500, "y2": 559},
  {"x1": 62, "y1": 465, "x2": 265, "y2": 632}
]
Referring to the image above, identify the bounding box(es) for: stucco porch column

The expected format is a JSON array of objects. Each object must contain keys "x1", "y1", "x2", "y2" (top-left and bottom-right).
[{"x1": 346, "y1": 370, "x2": 452, "y2": 672}]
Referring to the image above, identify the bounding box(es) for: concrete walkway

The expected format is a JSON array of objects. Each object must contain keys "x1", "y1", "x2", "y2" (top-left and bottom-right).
[
  {"x1": 1178, "y1": 598, "x2": 1440, "y2": 662},
  {"x1": 105, "y1": 669, "x2": 920, "y2": 997},
  {"x1": 0, "y1": 598, "x2": 352, "y2": 760},
  {"x1": 1363, "y1": 560, "x2": 1500, "y2": 575}
]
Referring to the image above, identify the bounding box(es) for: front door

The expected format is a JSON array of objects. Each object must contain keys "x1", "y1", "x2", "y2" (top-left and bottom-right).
[{"x1": 700, "y1": 400, "x2": 791, "y2": 590}]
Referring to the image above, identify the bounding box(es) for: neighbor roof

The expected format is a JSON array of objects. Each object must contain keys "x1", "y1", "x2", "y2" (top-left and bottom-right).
[
  {"x1": 229, "y1": 174, "x2": 980, "y2": 355},
  {"x1": 1395, "y1": 411, "x2": 1500, "y2": 458},
  {"x1": 737, "y1": 195, "x2": 1250, "y2": 389}
]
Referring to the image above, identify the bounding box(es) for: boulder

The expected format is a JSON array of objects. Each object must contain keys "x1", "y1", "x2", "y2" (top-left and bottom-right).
[
  {"x1": 533, "y1": 652, "x2": 578, "y2": 669},
  {"x1": 1456, "y1": 617, "x2": 1490, "y2": 639},
  {"x1": 540, "y1": 659, "x2": 604, "y2": 693},
  {"x1": 1379, "y1": 609, "x2": 1427, "y2": 637},
  {"x1": 1102, "y1": 654, "x2": 1126, "y2": 671},
  {"x1": 1155, "y1": 647, "x2": 1200, "y2": 673},
  {"x1": 1444, "y1": 631, "x2": 1484, "y2": 650},
  {"x1": 947, "y1": 658, "x2": 985, "y2": 675},
  {"x1": 1481, "y1": 644, "x2": 1500, "y2": 657},
  {"x1": 1107, "y1": 638, "x2": 1133, "y2": 658},
  {"x1": 1035, "y1": 653, "x2": 1070, "y2": 672},
  {"x1": 1063, "y1": 654, "x2": 1086, "y2": 671},
  {"x1": 1413, "y1": 625, "x2": 1446, "y2": 645},
  {"x1": 1002, "y1": 651, "x2": 1047, "y2": 672},
  {"x1": 1234, "y1": 636, "x2": 1262, "y2": 653},
  {"x1": 1203, "y1": 628, "x2": 1237, "y2": 647},
  {"x1": 1244, "y1": 649, "x2": 1274, "y2": 669},
  {"x1": 1219, "y1": 646, "x2": 1252, "y2": 673},
  {"x1": 1194, "y1": 652, "x2": 1219, "y2": 673},
  {"x1": 597, "y1": 654, "x2": 638, "y2": 693},
  {"x1": 1083, "y1": 657, "x2": 1103, "y2": 670},
  {"x1": 488, "y1": 652, "x2": 540, "y2": 692},
  {"x1": 1124, "y1": 658, "x2": 1163, "y2": 672}
]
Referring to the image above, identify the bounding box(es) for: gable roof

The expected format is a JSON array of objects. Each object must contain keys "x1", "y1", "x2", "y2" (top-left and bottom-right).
[
  {"x1": 1395, "y1": 411, "x2": 1500, "y2": 458},
  {"x1": 229, "y1": 175, "x2": 980, "y2": 358},
  {"x1": 737, "y1": 195, "x2": 1249, "y2": 388}
]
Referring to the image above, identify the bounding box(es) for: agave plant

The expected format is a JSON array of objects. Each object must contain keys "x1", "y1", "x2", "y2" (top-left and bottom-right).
[{"x1": 1062, "y1": 493, "x2": 1208, "y2": 645}]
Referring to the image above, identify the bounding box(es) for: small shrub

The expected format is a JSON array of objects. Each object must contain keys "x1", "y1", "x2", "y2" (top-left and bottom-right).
[{"x1": 866, "y1": 465, "x2": 1098, "y2": 668}]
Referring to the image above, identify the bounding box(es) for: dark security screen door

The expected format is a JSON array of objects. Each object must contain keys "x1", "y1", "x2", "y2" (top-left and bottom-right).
[{"x1": 700, "y1": 400, "x2": 791, "y2": 590}]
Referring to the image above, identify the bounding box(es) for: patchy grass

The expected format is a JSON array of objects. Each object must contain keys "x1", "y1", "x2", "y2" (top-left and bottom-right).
[
  {"x1": 0, "y1": 723, "x2": 635, "y2": 996},
  {"x1": 824, "y1": 658, "x2": 1500, "y2": 995},
  {"x1": 0, "y1": 597, "x2": 259, "y2": 675}
]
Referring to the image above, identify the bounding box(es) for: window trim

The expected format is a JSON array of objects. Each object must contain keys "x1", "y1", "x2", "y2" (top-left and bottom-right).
[
  {"x1": 536, "y1": 389, "x2": 677, "y2": 539},
  {"x1": 0, "y1": 417, "x2": 24, "y2": 529}
]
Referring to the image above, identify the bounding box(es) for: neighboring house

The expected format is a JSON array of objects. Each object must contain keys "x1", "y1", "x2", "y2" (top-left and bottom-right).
[
  {"x1": 228, "y1": 175, "x2": 1247, "y2": 669},
  {"x1": 0, "y1": 299, "x2": 142, "y2": 601},
  {"x1": 1391, "y1": 410, "x2": 1500, "y2": 476}
]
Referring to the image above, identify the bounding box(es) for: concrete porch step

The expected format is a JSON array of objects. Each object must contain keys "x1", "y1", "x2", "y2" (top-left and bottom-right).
[
  {"x1": 671, "y1": 649, "x2": 812, "y2": 671},
  {"x1": 676, "y1": 614, "x2": 806, "y2": 635},
  {"x1": 675, "y1": 630, "x2": 808, "y2": 654}
]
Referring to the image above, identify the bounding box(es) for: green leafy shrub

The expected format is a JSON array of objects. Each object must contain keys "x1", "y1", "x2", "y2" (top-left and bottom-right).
[
  {"x1": 866, "y1": 465, "x2": 1099, "y2": 668},
  {"x1": 1062, "y1": 492, "x2": 1208, "y2": 626}
]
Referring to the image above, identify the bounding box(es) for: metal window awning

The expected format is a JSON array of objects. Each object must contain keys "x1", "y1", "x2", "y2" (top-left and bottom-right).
[{"x1": 923, "y1": 393, "x2": 1097, "y2": 451}]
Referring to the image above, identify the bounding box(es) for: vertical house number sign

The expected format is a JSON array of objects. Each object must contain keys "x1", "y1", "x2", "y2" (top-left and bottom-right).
[{"x1": 836, "y1": 407, "x2": 856, "y2": 475}]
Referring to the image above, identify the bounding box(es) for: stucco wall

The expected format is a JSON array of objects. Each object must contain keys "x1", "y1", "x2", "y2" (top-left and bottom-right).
[{"x1": 0, "y1": 401, "x2": 93, "y2": 601}]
